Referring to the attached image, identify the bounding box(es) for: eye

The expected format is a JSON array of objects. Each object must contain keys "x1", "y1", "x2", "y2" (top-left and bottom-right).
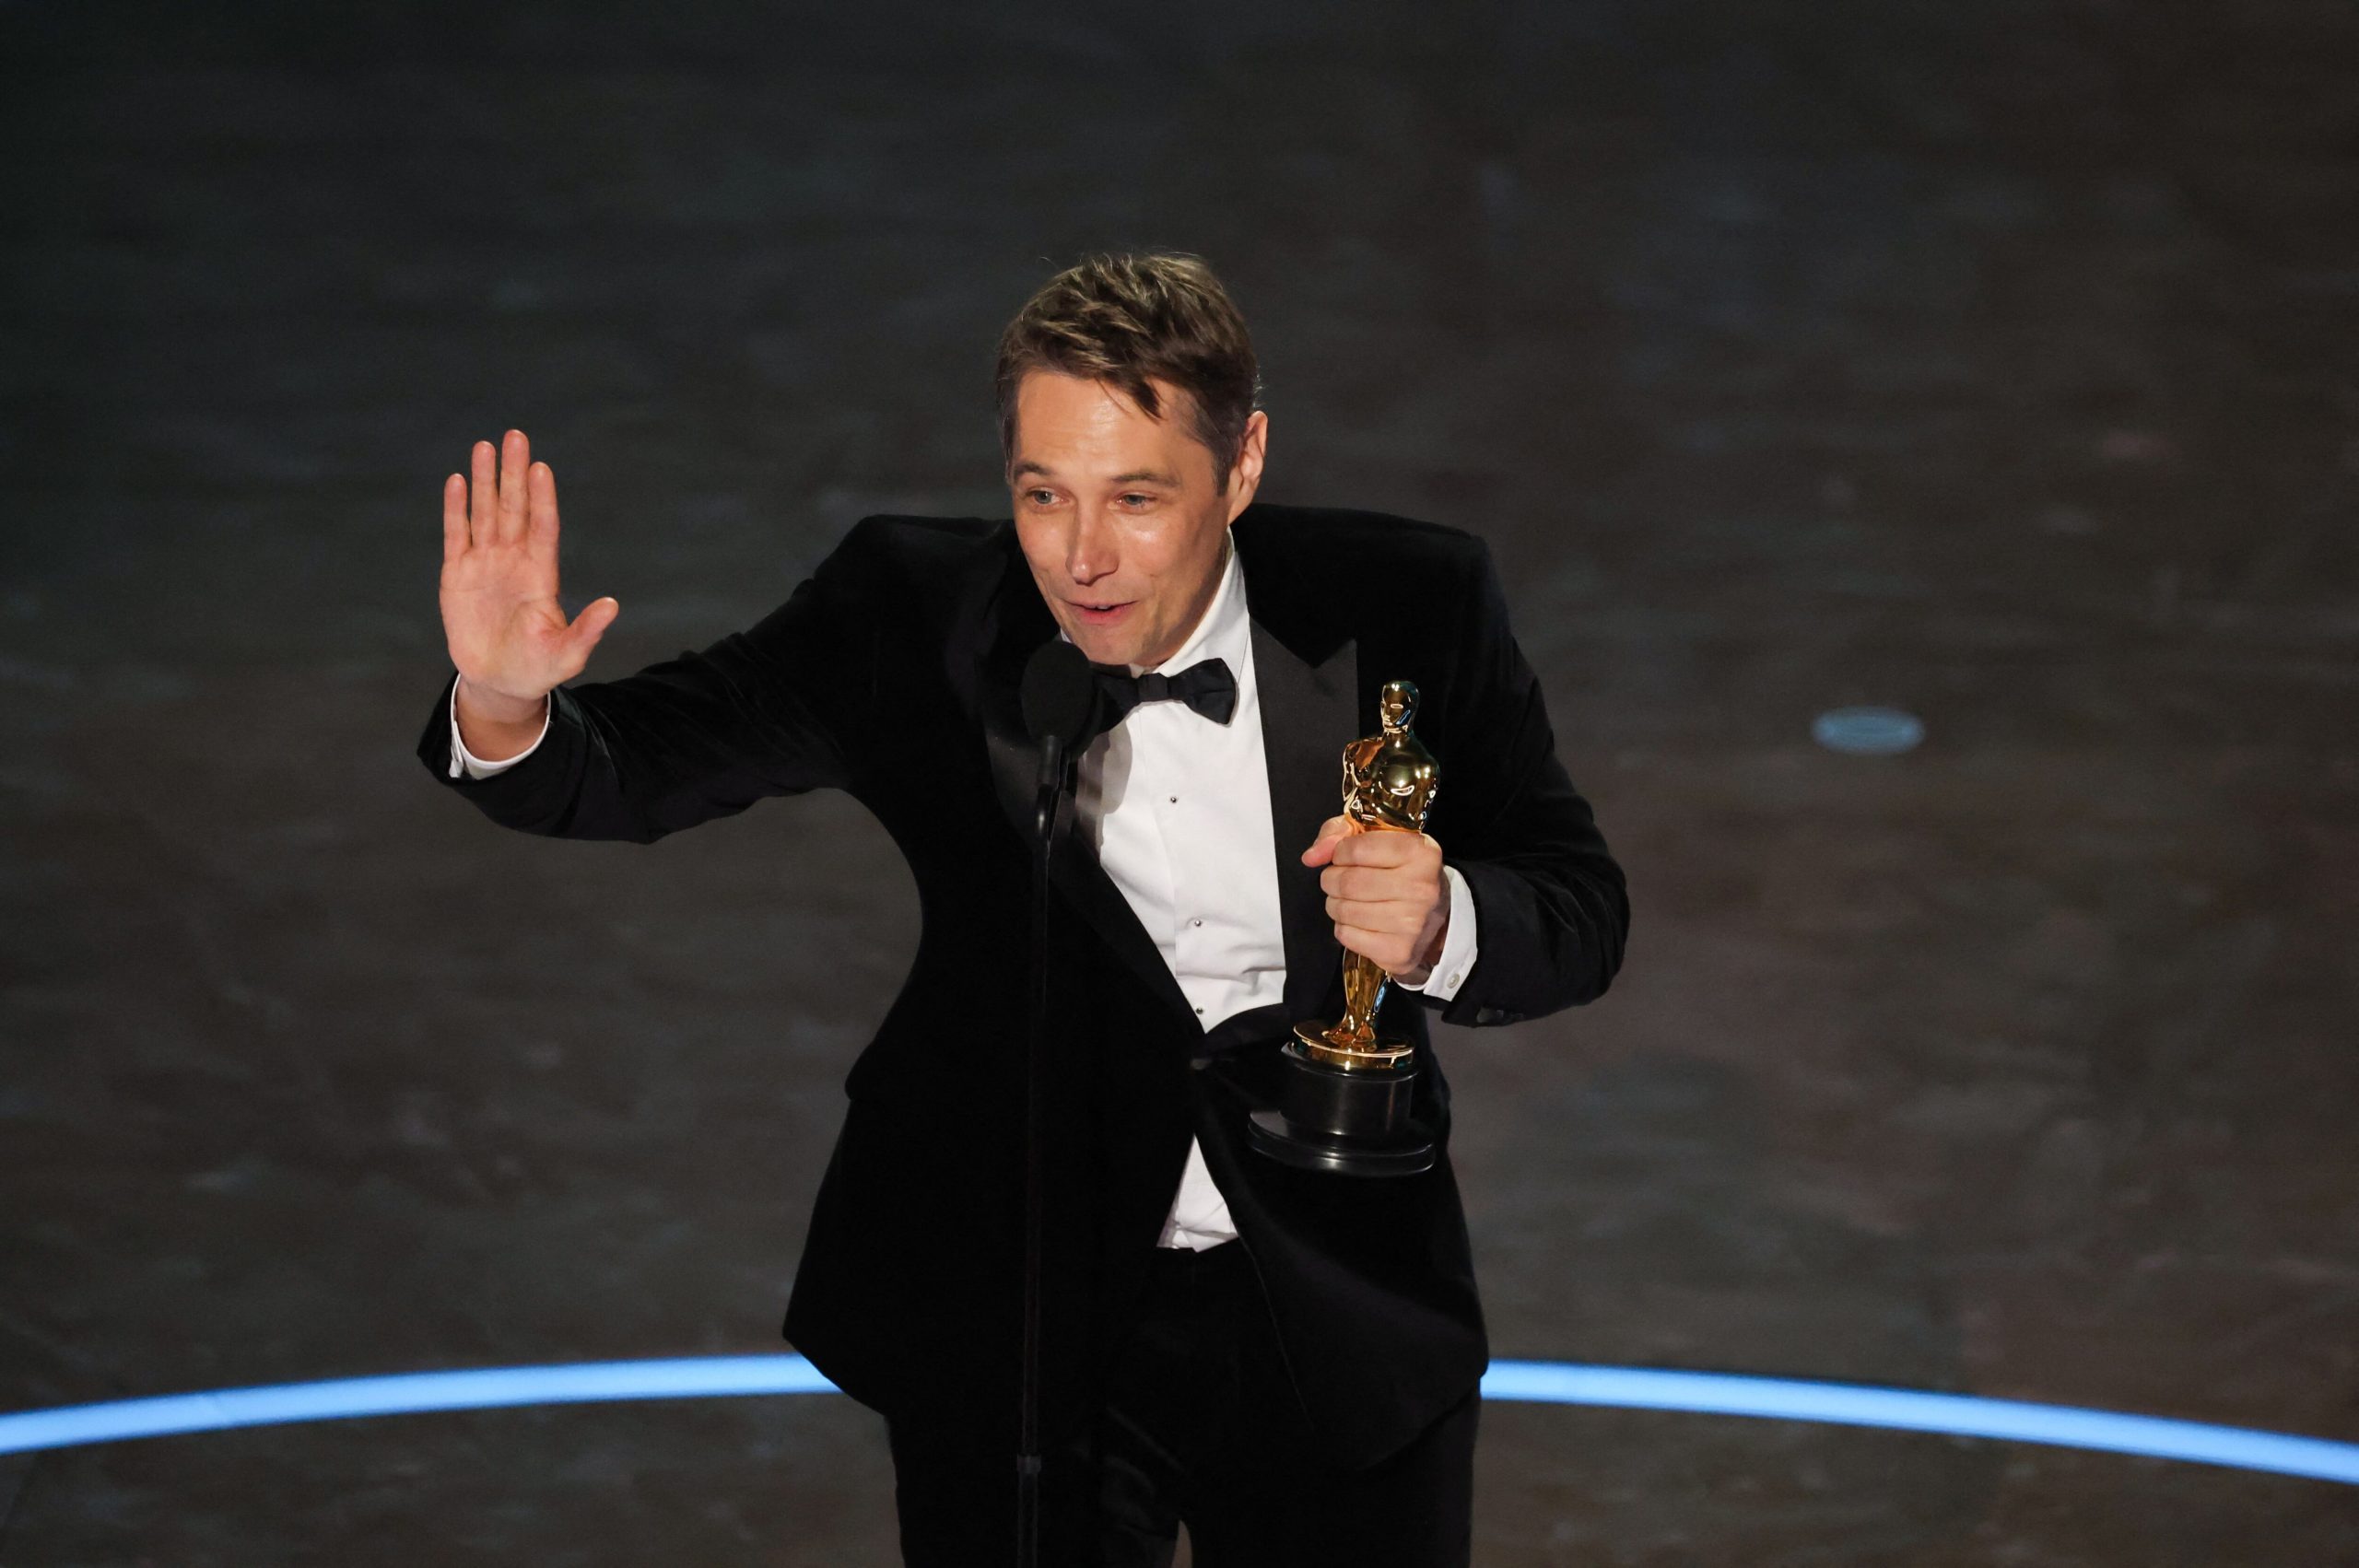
[
  {"x1": 1119, "y1": 492, "x2": 1153, "y2": 508},
  {"x1": 1026, "y1": 488, "x2": 1055, "y2": 506}
]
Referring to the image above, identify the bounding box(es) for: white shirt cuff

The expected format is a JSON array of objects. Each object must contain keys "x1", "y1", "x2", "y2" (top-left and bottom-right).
[
  {"x1": 447, "y1": 677, "x2": 551, "y2": 780},
  {"x1": 1395, "y1": 862, "x2": 1478, "y2": 1000}
]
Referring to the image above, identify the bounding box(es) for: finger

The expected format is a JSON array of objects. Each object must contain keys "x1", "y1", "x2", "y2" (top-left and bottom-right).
[
  {"x1": 498, "y1": 428, "x2": 529, "y2": 543},
  {"x1": 1320, "y1": 864, "x2": 1383, "y2": 901},
  {"x1": 469, "y1": 439, "x2": 496, "y2": 539},
  {"x1": 1332, "y1": 922, "x2": 1413, "y2": 971},
  {"x1": 527, "y1": 460, "x2": 558, "y2": 551},
  {"x1": 1299, "y1": 814, "x2": 1352, "y2": 866},
  {"x1": 1332, "y1": 828, "x2": 1427, "y2": 867},
  {"x1": 442, "y1": 473, "x2": 468, "y2": 563},
  {"x1": 1326, "y1": 895, "x2": 1422, "y2": 935}
]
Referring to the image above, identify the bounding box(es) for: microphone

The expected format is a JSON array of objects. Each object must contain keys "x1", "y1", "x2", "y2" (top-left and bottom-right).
[
  {"x1": 1020, "y1": 639, "x2": 1100, "y2": 837},
  {"x1": 1013, "y1": 636, "x2": 1102, "y2": 1566}
]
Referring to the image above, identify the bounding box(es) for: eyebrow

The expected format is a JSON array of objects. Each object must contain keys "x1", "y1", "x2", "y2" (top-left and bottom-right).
[{"x1": 1011, "y1": 461, "x2": 1182, "y2": 486}]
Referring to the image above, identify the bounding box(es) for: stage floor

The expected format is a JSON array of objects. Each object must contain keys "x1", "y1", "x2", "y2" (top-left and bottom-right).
[{"x1": 2, "y1": 0, "x2": 2354, "y2": 1561}]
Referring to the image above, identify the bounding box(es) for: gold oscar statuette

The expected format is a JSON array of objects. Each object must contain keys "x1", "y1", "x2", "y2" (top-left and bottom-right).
[{"x1": 1248, "y1": 679, "x2": 1441, "y2": 1176}]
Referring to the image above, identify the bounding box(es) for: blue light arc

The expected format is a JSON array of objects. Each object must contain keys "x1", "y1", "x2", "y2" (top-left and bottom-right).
[{"x1": 3, "y1": 1357, "x2": 2354, "y2": 1487}]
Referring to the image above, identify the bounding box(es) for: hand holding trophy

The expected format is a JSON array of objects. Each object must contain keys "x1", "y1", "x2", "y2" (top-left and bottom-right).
[{"x1": 1250, "y1": 679, "x2": 1442, "y2": 1176}]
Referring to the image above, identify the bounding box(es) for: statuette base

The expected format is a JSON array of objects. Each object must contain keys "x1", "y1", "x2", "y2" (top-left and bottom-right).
[{"x1": 1247, "y1": 1036, "x2": 1437, "y2": 1177}]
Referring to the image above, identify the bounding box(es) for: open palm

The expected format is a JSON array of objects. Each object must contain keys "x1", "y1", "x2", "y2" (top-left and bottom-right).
[{"x1": 439, "y1": 428, "x2": 618, "y2": 706}]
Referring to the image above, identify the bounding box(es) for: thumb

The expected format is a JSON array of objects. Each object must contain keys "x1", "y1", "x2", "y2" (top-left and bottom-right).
[
  {"x1": 1300, "y1": 813, "x2": 1351, "y2": 866},
  {"x1": 565, "y1": 595, "x2": 619, "y2": 661}
]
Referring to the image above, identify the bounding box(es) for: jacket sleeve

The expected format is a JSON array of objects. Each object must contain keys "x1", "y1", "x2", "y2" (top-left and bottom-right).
[
  {"x1": 1415, "y1": 536, "x2": 1629, "y2": 1026},
  {"x1": 415, "y1": 517, "x2": 891, "y2": 844}
]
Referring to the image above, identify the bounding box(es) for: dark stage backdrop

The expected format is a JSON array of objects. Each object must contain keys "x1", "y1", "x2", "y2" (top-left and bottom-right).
[{"x1": 2, "y1": 2, "x2": 2354, "y2": 1562}]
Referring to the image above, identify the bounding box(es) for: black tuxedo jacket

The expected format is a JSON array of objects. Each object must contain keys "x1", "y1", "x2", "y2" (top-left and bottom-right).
[{"x1": 417, "y1": 499, "x2": 1628, "y2": 1470}]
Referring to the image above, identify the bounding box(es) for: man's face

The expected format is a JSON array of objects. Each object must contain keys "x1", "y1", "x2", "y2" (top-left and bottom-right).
[{"x1": 1008, "y1": 369, "x2": 1268, "y2": 671}]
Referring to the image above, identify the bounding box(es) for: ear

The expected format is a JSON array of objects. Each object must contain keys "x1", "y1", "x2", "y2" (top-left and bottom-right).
[{"x1": 1225, "y1": 409, "x2": 1270, "y2": 521}]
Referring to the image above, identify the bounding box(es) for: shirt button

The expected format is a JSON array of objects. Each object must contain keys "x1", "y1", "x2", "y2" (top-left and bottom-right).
[
  {"x1": 1194, "y1": 1005, "x2": 1204, "y2": 1014},
  {"x1": 1191, "y1": 918, "x2": 1203, "y2": 928},
  {"x1": 1168, "y1": 794, "x2": 1179, "y2": 803}
]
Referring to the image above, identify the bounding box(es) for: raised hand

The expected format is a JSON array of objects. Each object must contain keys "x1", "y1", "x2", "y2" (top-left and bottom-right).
[{"x1": 439, "y1": 428, "x2": 619, "y2": 714}]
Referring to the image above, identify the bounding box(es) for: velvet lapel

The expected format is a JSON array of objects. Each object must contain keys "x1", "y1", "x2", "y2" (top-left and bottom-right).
[
  {"x1": 1249, "y1": 618, "x2": 1358, "y2": 1024},
  {"x1": 1226, "y1": 509, "x2": 1365, "y2": 1022},
  {"x1": 975, "y1": 531, "x2": 1198, "y2": 1028}
]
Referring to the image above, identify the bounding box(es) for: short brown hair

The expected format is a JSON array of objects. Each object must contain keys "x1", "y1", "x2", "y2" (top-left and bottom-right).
[{"x1": 994, "y1": 251, "x2": 1262, "y2": 493}]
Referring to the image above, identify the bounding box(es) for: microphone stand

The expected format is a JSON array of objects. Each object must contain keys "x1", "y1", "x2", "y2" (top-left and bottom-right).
[{"x1": 1016, "y1": 733, "x2": 1071, "y2": 1568}]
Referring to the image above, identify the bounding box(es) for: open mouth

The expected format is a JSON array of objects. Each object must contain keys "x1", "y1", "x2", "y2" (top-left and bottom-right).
[{"x1": 1072, "y1": 600, "x2": 1133, "y2": 623}]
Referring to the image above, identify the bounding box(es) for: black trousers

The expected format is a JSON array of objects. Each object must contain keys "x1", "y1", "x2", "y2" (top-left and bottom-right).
[{"x1": 886, "y1": 1238, "x2": 1479, "y2": 1567}]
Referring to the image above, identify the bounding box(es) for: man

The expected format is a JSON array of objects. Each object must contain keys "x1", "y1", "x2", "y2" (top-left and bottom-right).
[{"x1": 420, "y1": 252, "x2": 1628, "y2": 1565}]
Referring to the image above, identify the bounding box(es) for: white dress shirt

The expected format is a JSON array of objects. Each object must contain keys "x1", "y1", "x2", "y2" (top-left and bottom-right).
[{"x1": 447, "y1": 526, "x2": 1480, "y2": 1252}]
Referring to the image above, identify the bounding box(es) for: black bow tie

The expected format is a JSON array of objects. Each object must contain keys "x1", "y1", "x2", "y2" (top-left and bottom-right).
[{"x1": 1092, "y1": 655, "x2": 1238, "y2": 729}]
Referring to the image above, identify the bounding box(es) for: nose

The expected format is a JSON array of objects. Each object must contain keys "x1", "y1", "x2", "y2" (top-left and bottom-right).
[{"x1": 1065, "y1": 503, "x2": 1119, "y2": 585}]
